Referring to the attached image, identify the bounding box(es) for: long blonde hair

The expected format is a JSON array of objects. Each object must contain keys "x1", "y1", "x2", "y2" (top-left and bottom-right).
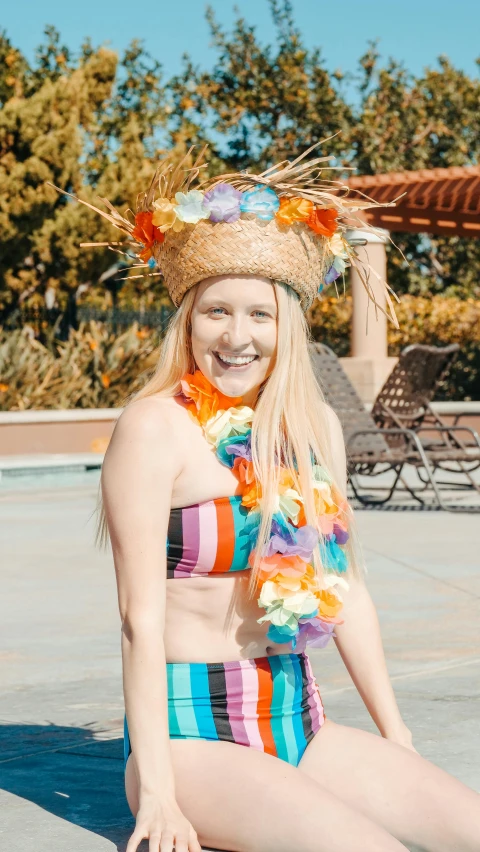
[{"x1": 95, "y1": 281, "x2": 361, "y2": 590}]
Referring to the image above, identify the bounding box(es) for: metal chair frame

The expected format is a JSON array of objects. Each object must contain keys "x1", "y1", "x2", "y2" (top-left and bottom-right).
[{"x1": 309, "y1": 342, "x2": 480, "y2": 512}]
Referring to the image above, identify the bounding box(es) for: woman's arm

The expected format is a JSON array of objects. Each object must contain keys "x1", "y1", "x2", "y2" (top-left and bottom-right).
[
  {"x1": 325, "y1": 405, "x2": 414, "y2": 749},
  {"x1": 102, "y1": 398, "x2": 202, "y2": 850},
  {"x1": 333, "y1": 579, "x2": 413, "y2": 748}
]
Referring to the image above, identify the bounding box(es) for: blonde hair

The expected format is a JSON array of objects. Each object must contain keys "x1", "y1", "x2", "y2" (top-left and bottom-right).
[{"x1": 95, "y1": 281, "x2": 362, "y2": 590}]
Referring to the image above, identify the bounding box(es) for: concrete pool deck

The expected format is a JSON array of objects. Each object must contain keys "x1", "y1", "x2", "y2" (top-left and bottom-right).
[{"x1": 0, "y1": 477, "x2": 479, "y2": 851}]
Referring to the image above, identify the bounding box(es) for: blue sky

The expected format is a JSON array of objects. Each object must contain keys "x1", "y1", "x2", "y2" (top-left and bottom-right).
[{"x1": 3, "y1": 0, "x2": 479, "y2": 96}]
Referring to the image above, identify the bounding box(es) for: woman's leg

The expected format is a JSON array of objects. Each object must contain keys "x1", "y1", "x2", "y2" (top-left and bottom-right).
[
  {"x1": 299, "y1": 719, "x2": 480, "y2": 852},
  {"x1": 126, "y1": 741, "x2": 408, "y2": 852}
]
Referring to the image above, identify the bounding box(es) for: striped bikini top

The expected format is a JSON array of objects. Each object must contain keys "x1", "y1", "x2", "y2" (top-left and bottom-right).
[{"x1": 167, "y1": 496, "x2": 252, "y2": 579}]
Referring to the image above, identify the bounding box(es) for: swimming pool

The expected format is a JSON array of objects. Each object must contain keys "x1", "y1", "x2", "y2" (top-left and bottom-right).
[{"x1": 0, "y1": 465, "x2": 102, "y2": 492}]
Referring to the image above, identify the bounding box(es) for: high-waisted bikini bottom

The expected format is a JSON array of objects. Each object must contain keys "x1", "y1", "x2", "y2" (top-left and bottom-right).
[{"x1": 123, "y1": 651, "x2": 325, "y2": 770}]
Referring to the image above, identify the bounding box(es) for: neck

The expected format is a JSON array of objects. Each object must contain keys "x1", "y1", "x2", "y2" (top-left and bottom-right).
[
  {"x1": 192, "y1": 367, "x2": 260, "y2": 410},
  {"x1": 241, "y1": 386, "x2": 260, "y2": 409}
]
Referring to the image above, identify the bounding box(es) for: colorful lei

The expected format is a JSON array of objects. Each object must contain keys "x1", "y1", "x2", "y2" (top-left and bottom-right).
[
  {"x1": 180, "y1": 371, "x2": 350, "y2": 653},
  {"x1": 133, "y1": 182, "x2": 349, "y2": 293}
]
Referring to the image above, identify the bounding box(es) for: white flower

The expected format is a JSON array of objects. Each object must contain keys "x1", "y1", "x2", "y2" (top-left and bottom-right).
[
  {"x1": 174, "y1": 190, "x2": 210, "y2": 224},
  {"x1": 204, "y1": 406, "x2": 254, "y2": 447},
  {"x1": 258, "y1": 580, "x2": 318, "y2": 620},
  {"x1": 329, "y1": 232, "x2": 348, "y2": 257},
  {"x1": 321, "y1": 574, "x2": 350, "y2": 601},
  {"x1": 278, "y1": 488, "x2": 303, "y2": 524}
]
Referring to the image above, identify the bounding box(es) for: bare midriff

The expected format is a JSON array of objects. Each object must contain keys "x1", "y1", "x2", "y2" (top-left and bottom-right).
[{"x1": 164, "y1": 574, "x2": 293, "y2": 663}]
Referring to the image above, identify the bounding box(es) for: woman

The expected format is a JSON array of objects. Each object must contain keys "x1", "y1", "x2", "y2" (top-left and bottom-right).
[{"x1": 63, "y1": 147, "x2": 480, "y2": 852}]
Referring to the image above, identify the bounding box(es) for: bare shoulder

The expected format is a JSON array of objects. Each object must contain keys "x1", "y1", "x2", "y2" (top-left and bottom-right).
[
  {"x1": 112, "y1": 393, "x2": 189, "y2": 445},
  {"x1": 102, "y1": 394, "x2": 189, "y2": 493}
]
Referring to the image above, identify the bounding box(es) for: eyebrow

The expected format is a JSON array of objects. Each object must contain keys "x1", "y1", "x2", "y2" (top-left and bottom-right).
[{"x1": 201, "y1": 300, "x2": 277, "y2": 311}]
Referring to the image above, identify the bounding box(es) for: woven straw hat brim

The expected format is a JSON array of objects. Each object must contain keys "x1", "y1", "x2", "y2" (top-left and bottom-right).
[{"x1": 153, "y1": 217, "x2": 333, "y2": 311}]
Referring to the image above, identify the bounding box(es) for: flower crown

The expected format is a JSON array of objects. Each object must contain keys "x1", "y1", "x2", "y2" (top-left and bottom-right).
[
  {"x1": 134, "y1": 181, "x2": 348, "y2": 290},
  {"x1": 49, "y1": 139, "x2": 400, "y2": 318}
]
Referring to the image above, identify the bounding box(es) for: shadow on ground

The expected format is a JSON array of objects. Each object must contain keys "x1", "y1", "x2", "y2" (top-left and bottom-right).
[{"x1": 0, "y1": 722, "x2": 134, "y2": 849}]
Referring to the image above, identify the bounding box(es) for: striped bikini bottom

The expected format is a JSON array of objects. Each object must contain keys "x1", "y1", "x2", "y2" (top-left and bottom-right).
[{"x1": 123, "y1": 652, "x2": 325, "y2": 769}]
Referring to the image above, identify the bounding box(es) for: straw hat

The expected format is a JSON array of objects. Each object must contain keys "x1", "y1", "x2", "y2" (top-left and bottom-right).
[{"x1": 50, "y1": 142, "x2": 399, "y2": 317}]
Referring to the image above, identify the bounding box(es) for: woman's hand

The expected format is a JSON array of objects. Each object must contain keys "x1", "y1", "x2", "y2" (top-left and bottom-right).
[
  {"x1": 384, "y1": 723, "x2": 417, "y2": 753},
  {"x1": 126, "y1": 793, "x2": 203, "y2": 852}
]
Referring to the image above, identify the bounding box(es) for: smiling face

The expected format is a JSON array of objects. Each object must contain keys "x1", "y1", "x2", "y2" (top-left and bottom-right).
[{"x1": 190, "y1": 274, "x2": 278, "y2": 406}]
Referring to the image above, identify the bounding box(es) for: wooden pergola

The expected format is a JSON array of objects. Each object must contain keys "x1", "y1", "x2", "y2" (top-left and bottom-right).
[
  {"x1": 342, "y1": 165, "x2": 480, "y2": 401},
  {"x1": 349, "y1": 164, "x2": 480, "y2": 239}
]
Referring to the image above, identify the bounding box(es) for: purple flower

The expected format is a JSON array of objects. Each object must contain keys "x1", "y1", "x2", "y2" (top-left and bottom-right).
[
  {"x1": 224, "y1": 432, "x2": 252, "y2": 462},
  {"x1": 203, "y1": 183, "x2": 243, "y2": 223},
  {"x1": 294, "y1": 618, "x2": 336, "y2": 653},
  {"x1": 324, "y1": 264, "x2": 341, "y2": 285},
  {"x1": 333, "y1": 523, "x2": 349, "y2": 546},
  {"x1": 265, "y1": 523, "x2": 318, "y2": 559},
  {"x1": 216, "y1": 432, "x2": 251, "y2": 466}
]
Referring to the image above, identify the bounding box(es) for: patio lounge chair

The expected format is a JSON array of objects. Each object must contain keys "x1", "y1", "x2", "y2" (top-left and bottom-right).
[
  {"x1": 309, "y1": 342, "x2": 480, "y2": 511},
  {"x1": 371, "y1": 343, "x2": 480, "y2": 499}
]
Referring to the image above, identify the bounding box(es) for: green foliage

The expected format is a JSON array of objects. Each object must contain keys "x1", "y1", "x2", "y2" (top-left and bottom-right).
[
  {"x1": 351, "y1": 44, "x2": 480, "y2": 298},
  {"x1": 0, "y1": 322, "x2": 162, "y2": 409},
  {"x1": 1, "y1": 3, "x2": 480, "y2": 333},
  {"x1": 168, "y1": 0, "x2": 352, "y2": 171},
  {"x1": 2, "y1": 296, "x2": 478, "y2": 408},
  {"x1": 0, "y1": 28, "x2": 171, "y2": 317}
]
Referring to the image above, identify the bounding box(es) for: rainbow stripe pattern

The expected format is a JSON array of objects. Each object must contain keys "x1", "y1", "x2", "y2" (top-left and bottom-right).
[
  {"x1": 124, "y1": 652, "x2": 324, "y2": 769},
  {"x1": 167, "y1": 496, "x2": 251, "y2": 577}
]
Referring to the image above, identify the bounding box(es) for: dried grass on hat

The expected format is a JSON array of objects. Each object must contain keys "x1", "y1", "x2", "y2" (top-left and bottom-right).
[{"x1": 49, "y1": 139, "x2": 402, "y2": 322}]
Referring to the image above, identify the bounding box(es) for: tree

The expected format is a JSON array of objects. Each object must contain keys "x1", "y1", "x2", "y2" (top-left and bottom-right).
[
  {"x1": 351, "y1": 45, "x2": 480, "y2": 297},
  {"x1": 0, "y1": 29, "x2": 170, "y2": 315},
  {"x1": 167, "y1": 0, "x2": 352, "y2": 172}
]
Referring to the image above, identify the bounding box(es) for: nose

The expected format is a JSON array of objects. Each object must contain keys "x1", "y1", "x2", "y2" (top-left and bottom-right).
[{"x1": 221, "y1": 314, "x2": 252, "y2": 350}]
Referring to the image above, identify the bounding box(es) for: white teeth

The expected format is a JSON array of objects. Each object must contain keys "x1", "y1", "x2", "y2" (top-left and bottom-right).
[{"x1": 216, "y1": 352, "x2": 257, "y2": 365}]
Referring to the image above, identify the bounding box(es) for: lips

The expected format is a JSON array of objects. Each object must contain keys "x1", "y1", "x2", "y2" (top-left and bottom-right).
[{"x1": 213, "y1": 351, "x2": 258, "y2": 368}]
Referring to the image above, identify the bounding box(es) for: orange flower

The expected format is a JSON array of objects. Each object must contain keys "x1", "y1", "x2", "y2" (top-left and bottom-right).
[
  {"x1": 100, "y1": 373, "x2": 111, "y2": 388},
  {"x1": 317, "y1": 588, "x2": 343, "y2": 621},
  {"x1": 131, "y1": 211, "x2": 165, "y2": 261},
  {"x1": 0, "y1": 383, "x2": 9, "y2": 392},
  {"x1": 252, "y1": 552, "x2": 309, "y2": 581},
  {"x1": 307, "y1": 207, "x2": 338, "y2": 237},
  {"x1": 89, "y1": 340, "x2": 98, "y2": 351},
  {"x1": 276, "y1": 196, "x2": 314, "y2": 226},
  {"x1": 277, "y1": 466, "x2": 298, "y2": 493},
  {"x1": 180, "y1": 370, "x2": 241, "y2": 425},
  {"x1": 233, "y1": 457, "x2": 262, "y2": 507}
]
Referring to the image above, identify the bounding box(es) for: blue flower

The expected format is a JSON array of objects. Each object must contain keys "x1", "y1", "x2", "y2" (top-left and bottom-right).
[
  {"x1": 216, "y1": 432, "x2": 251, "y2": 467},
  {"x1": 267, "y1": 623, "x2": 298, "y2": 645},
  {"x1": 240, "y1": 185, "x2": 280, "y2": 221},
  {"x1": 320, "y1": 534, "x2": 348, "y2": 573}
]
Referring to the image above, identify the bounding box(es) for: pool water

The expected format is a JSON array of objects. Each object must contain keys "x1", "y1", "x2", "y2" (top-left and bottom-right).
[{"x1": 0, "y1": 467, "x2": 102, "y2": 492}]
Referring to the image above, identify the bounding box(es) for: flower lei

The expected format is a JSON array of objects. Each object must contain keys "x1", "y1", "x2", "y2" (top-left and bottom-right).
[
  {"x1": 180, "y1": 371, "x2": 350, "y2": 653},
  {"x1": 132, "y1": 182, "x2": 349, "y2": 292}
]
